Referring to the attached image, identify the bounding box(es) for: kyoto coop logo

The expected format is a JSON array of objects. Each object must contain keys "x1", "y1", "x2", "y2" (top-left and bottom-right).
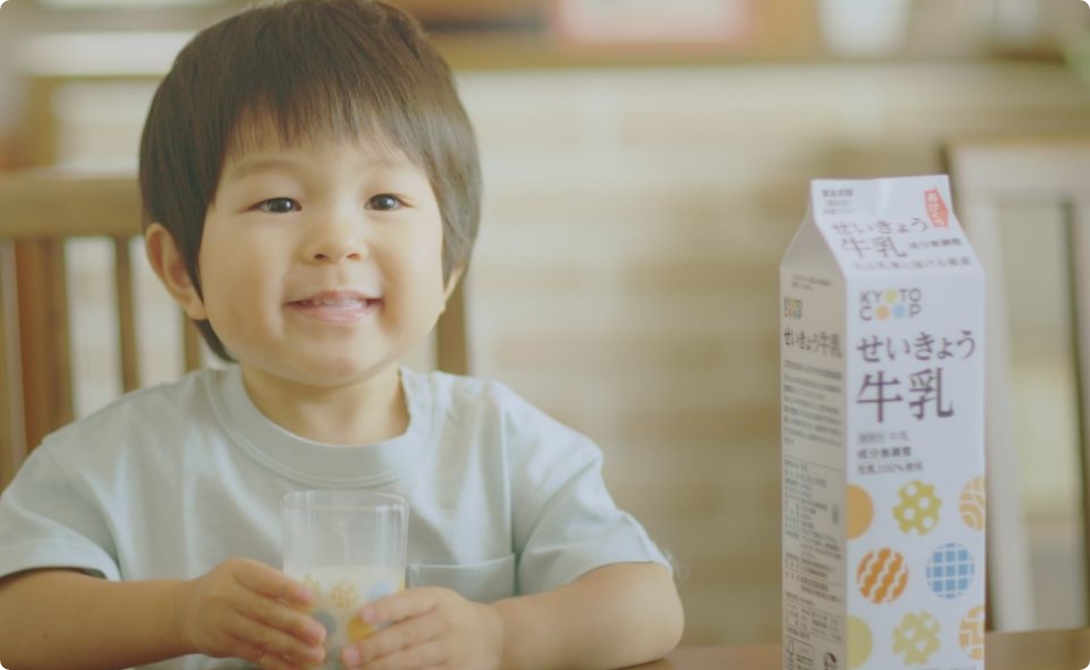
[
  {"x1": 784, "y1": 298, "x2": 803, "y2": 320},
  {"x1": 859, "y1": 288, "x2": 923, "y2": 322}
]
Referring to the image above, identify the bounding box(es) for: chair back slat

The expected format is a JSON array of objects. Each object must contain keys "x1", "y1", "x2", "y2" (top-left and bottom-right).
[
  {"x1": 113, "y1": 236, "x2": 140, "y2": 393},
  {"x1": 18, "y1": 240, "x2": 74, "y2": 452},
  {"x1": 0, "y1": 242, "x2": 26, "y2": 486},
  {"x1": 0, "y1": 173, "x2": 142, "y2": 239}
]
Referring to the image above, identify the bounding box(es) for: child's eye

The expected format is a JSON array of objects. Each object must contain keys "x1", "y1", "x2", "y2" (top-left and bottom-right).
[
  {"x1": 367, "y1": 194, "x2": 404, "y2": 211},
  {"x1": 257, "y1": 198, "x2": 300, "y2": 214}
]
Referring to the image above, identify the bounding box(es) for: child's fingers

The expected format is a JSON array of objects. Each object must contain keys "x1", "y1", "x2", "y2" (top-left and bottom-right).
[
  {"x1": 233, "y1": 561, "x2": 315, "y2": 606},
  {"x1": 233, "y1": 593, "x2": 326, "y2": 646},
  {"x1": 359, "y1": 588, "x2": 438, "y2": 626},
  {"x1": 225, "y1": 633, "x2": 311, "y2": 670},
  {"x1": 228, "y1": 611, "x2": 325, "y2": 667},
  {"x1": 344, "y1": 614, "x2": 443, "y2": 665}
]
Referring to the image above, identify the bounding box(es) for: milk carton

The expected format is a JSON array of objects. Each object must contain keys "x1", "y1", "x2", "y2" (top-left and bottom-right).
[{"x1": 780, "y1": 176, "x2": 985, "y2": 670}]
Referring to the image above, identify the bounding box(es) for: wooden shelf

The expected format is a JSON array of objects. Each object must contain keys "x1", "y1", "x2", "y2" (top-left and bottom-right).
[
  {"x1": 430, "y1": 32, "x2": 1066, "y2": 71},
  {"x1": 430, "y1": 32, "x2": 815, "y2": 71}
]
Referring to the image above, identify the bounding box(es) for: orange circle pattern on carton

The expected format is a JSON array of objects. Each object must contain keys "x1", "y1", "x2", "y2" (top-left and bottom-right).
[
  {"x1": 958, "y1": 605, "x2": 986, "y2": 661},
  {"x1": 857, "y1": 548, "x2": 909, "y2": 604},
  {"x1": 959, "y1": 476, "x2": 986, "y2": 531},
  {"x1": 847, "y1": 485, "x2": 874, "y2": 541}
]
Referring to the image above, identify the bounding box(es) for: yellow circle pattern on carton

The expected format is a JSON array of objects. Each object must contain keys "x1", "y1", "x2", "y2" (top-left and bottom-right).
[
  {"x1": 959, "y1": 605, "x2": 985, "y2": 661},
  {"x1": 846, "y1": 616, "x2": 872, "y2": 669},
  {"x1": 892, "y1": 611, "x2": 941, "y2": 665},
  {"x1": 959, "y1": 476, "x2": 986, "y2": 531},
  {"x1": 847, "y1": 485, "x2": 874, "y2": 541},
  {"x1": 893, "y1": 480, "x2": 941, "y2": 535},
  {"x1": 857, "y1": 548, "x2": 909, "y2": 604}
]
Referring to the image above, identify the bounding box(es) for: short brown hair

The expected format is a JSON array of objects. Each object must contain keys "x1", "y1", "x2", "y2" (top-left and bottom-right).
[{"x1": 139, "y1": 0, "x2": 481, "y2": 360}]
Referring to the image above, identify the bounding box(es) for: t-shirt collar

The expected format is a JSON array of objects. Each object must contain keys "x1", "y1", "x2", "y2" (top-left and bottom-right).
[{"x1": 209, "y1": 364, "x2": 437, "y2": 487}]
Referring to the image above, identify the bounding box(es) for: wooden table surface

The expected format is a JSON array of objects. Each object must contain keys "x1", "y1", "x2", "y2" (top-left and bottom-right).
[{"x1": 633, "y1": 628, "x2": 1090, "y2": 670}]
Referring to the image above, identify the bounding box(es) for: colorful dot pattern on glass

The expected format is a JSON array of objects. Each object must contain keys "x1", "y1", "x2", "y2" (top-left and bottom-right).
[
  {"x1": 330, "y1": 580, "x2": 360, "y2": 608},
  {"x1": 347, "y1": 614, "x2": 376, "y2": 641},
  {"x1": 291, "y1": 567, "x2": 402, "y2": 670},
  {"x1": 369, "y1": 581, "x2": 396, "y2": 601},
  {"x1": 926, "y1": 543, "x2": 974, "y2": 599}
]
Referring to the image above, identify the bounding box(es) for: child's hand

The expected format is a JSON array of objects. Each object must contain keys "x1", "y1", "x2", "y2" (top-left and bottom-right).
[
  {"x1": 340, "y1": 587, "x2": 504, "y2": 670},
  {"x1": 175, "y1": 557, "x2": 327, "y2": 670}
]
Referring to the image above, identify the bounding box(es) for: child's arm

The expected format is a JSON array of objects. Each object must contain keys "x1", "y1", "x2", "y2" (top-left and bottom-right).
[
  {"x1": 0, "y1": 558, "x2": 327, "y2": 670},
  {"x1": 494, "y1": 562, "x2": 683, "y2": 670},
  {"x1": 0, "y1": 568, "x2": 188, "y2": 670},
  {"x1": 340, "y1": 562, "x2": 683, "y2": 670}
]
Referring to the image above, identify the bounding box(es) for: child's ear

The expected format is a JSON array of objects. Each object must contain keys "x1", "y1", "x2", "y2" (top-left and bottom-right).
[
  {"x1": 145, "y1": 223, "x2": 208, "y2": 321},
  {"x1": 443, "y1": 265, "x2": 466, "y2": 305}
]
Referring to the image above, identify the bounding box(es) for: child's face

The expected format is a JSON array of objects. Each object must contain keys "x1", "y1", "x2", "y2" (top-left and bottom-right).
[{"x1": 194, "y1": 129, "x2": 447, "y2": 389}]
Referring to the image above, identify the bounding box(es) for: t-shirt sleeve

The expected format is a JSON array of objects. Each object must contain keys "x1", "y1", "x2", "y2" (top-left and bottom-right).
[
  {"x1": 0, "y1": 445, "x2": 120, "y2": 581},
  {"x1": 505, "y1": 397, "x2": 671, "y2": 595}
]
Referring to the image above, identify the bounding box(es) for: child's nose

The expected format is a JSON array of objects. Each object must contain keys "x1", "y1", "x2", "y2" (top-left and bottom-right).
[
  {"x1": 302, "y1": 219, "x2": 368, "y2": 263},
  {"x1": 309, "y1": 245, "x2": 363, "y2": 262}
]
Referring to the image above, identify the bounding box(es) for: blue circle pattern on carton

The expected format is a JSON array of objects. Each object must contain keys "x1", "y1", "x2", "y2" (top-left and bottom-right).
[{"x1": 926, "y1": 542, "x2": 974, "y2": 599}]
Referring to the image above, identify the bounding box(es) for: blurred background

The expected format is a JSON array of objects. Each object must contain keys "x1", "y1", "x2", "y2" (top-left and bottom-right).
[{"x1": 2, "y1": 0, "x2": 1090, "y2": 647}]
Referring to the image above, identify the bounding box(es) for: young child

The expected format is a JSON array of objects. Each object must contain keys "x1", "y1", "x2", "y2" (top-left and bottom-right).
[{"x1": 0, "y1": 1, "x2": 683, "y2": 669}]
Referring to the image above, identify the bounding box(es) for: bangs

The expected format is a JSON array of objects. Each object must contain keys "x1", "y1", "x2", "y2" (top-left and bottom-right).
[
  {"x1": 224, "y1": 104, "x2": 406, "y2": 164},
  {"x1": 218, "y1": 1, "x2": 435, "y2": 167}
]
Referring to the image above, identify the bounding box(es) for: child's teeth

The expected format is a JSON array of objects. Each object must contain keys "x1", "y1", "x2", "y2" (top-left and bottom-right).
[{"x1": 309, "y1": 298, "x2": 365, "y2": 306}]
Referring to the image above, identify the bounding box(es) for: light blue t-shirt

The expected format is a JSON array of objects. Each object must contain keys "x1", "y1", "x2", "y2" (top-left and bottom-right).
[{"x1": 0, "y1": 366, "x2": 668, "y2": 669}]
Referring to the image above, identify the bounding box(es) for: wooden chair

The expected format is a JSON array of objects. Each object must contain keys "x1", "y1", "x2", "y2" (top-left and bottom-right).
[
  {"x1": 0, "y1": 169, "x2": 469, "y2": 489},
  {"x1": 943, "y1": 137, "x2": 1090, "y2": 631}
]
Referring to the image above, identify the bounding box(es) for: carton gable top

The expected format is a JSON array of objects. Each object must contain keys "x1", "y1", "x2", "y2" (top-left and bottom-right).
[{"x1": 802, "y1": 175, "x2": 981, "y2": 279}]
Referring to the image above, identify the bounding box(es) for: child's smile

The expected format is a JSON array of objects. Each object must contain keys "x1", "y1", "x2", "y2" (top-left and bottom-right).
[{"x1": 285, "y1": 288, "x2": 385, "y2": 325}]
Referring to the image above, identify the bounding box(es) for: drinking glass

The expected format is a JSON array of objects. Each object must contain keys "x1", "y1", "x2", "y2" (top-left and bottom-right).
[{"x1": 282, "y1": 490, "x2": 409, "y2": 668}]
